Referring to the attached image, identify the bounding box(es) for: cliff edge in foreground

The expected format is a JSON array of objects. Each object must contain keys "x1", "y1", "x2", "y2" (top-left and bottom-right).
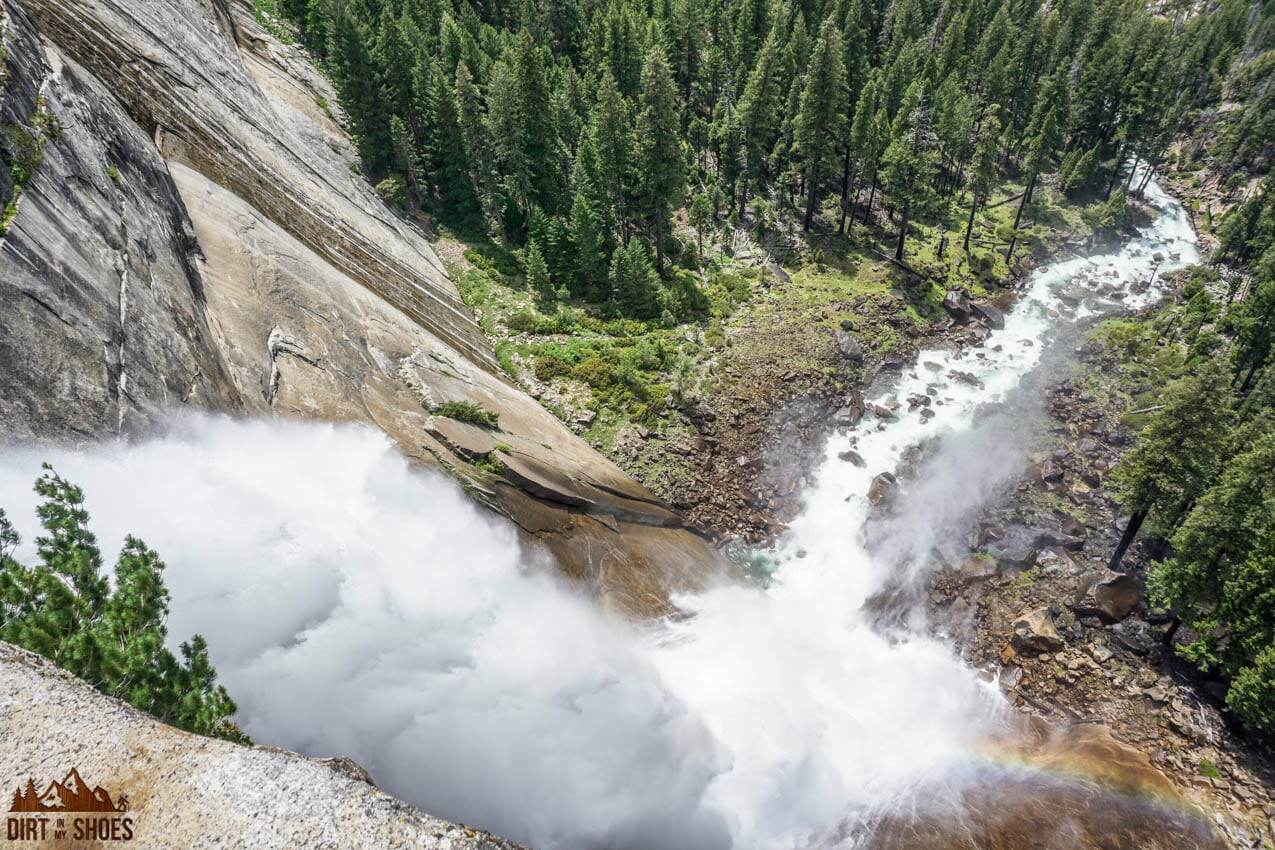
[{"x1": 0, "y1": 641, "x2": 524, "y2": 849}]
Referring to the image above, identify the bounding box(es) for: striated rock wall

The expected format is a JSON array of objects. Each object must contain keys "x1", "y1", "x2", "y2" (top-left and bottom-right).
[
  {"x1": 0, "y1": 641, "x2": 526, "y2": 849},
  {"x1": 0, "y1": 0, "x2": 724, "y2": 615},
  {"x1": 0, "y1": 1, "x2": 245, "y2": 440}
]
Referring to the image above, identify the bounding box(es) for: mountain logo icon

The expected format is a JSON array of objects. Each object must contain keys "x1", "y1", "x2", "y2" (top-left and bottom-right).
[{"x1": 9, "y1": 768, "x2": 129, "y2": 813}]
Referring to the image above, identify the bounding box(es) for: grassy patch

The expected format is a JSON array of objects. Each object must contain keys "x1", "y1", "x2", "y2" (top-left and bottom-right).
[
  {"x1": 436, "y1": 400, "x2": 500, "y2": 428},
  {"x1": 250, "y1": 0, "x2": 295, "y2": 42},
  {"x1": 0, "y1": 197, "x2": 18, "y2": 236}
]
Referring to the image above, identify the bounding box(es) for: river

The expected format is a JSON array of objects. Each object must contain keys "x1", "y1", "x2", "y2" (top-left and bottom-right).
[{"x1": 0, "y1": 172, "x2": 1205, "y2": 849}]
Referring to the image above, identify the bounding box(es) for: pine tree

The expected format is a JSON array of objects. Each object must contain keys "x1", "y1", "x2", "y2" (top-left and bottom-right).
[
  {"x1": 609, "y1": 239, "x2": 661, "y2": 319},
  {"x1": 0, "y1": 473, "x2": 245, "y2": 743},
  {"x1": 794, "y1": 18, "x2": 847, "y2": 230},
  {"x1": 587, "y1": 72, "x2": 632, "y2": 244},
  {"x1": 634, "y1": 48, "x2": 686, "y2": 271},
  {"x1": 1109, "y1": 361, "x2": 1237, "y2": 571},
  {"x1": 327, "y1": 5, "x2": 393, "y2": 173},
  {"x1": 881, "y1": 82, "x2": 936, "y2": 261},
  {"x1": 455, "y1": 61, "x2": 497, "y2": 225},
  {"x1": 512, "y1": 32, "x2": 562, "y2": 214},
  {"x1": 841, "y1": 77, "x2": 877, "y2": 233},
  {"x1": 568, "y1": 184, "x2": 607, "y2": 298},
  {"x1": 1006, "y1": 103, "x2": 1059, "y2": 262},
  {"x1": 735, "y1": 32, "x2": 783, "y2": 204},
  {"x1": 689, "y1": 192, "x2": 713, "y2": 256},
  {"x1": 1148, "y1": 429, "x2": 1275, "y2": 728},
  {"x1": 1228, "y1": 277, "x2": 1275, "y2": 395},
  {"x1": 485, "y1": 57, "x2": 529, "y2": 236},
  {"x1": 963, "y1": 109, "x2": 1001, "y2": 253},
  {"x1": 430, "y1": 67, "x2": 478, "y2": 217},
  {"x1": 525, "y1": 240, "x2": 556, "y2": 304}
]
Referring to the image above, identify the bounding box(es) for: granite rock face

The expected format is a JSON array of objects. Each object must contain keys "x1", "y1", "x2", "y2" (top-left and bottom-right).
[
  {"x1": 0, "y1": 0, "x2": 722, "y2": 616},
  {"x1": 0, "y1": 641, "x2": 526, "y2": 850},
  {"x1": 0, "y1": 1, "x2": 245, "y2": 440}
]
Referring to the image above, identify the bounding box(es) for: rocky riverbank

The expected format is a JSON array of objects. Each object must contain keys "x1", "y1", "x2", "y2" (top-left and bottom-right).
[{"x1": 923, "y1": 286, "x2": 1275, "y2": 848}]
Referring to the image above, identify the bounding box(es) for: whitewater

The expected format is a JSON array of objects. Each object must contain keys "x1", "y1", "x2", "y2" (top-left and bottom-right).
[{"x1": 0, "y1": 172, "x2": 1198, "y2": 850}]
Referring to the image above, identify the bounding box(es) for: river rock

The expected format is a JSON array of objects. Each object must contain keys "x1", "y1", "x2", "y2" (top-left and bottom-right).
[
  {"x1": 833, "y1": 390, "x2": 865, "y2": 426},
  {"x1": 1011, "y1": 607, "x2": 1065, "y2": 654},
  {"x1": 835, "y1": 329, "x2": 865, "y2": 364},
  {"x1": 941, "y1": 289, "x2": 973, "y2": 322},
  {"x1": 1073, "y1": 570, "x2": 1141, "y2": 623},
  {"x1": 985, "y1": 532, "x2": 1040, "y2": 571},
  {"x1": 838, "y1": 449, "x2": 866, "y2": 467},
  {"x1": 949, "y1": 370, "x2": 984, "y2": 387},
  {"x1": 1032, "y1": 526, "x2": 1086, "y2": 551},
  {"x1": 867, "y1": 471, "x2": 898, "y2": 505},
  {"x1": 972, "y1": 302, "x2": 1006, "y2": 329}
]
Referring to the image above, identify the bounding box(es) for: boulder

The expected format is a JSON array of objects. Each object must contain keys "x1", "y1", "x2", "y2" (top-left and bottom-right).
[
  {"x1": 1109, "y1": 617, "x2": 1157, "y2": 655},
  {"x1": 833, "y1": 390, "x2": 865, "y2": 426},
  {"x1": 1073, "y1": 570, "x2": 1140, "y2": 623},
  {"x1": 867, "y1": 471, "x2": 898, "y2": 506},
  {"x1": 835, "y1": 329, "x2": 864, "y2": 364},
  {"x1": 838, "y1": 449, "x2": 866, "y2": 467},
  {"x1": 948, "y1": 370, "x2": 983, "y2": 387},
  {"x1": 1039, "y1": 459, "x2": 1065, "y2": 483},
  {"x1": 941, "y1": 289, "x2": 972, "y2": 322},
  {"x1": 966, "y1": 322, "x2": 992, "y2": 343},
  {"x1": 1031, "y1": 526, "x2": 1086, "y2": 551},
  {"x1": 972, "y1": 302, "x2": 1006, "y2": 329},
  {"x1": 1011, "y1": 607, "x2": 1065, "y2": 654},
  {"x1": 985, "y1": 534, "x2": 1040, "y2": 571}
]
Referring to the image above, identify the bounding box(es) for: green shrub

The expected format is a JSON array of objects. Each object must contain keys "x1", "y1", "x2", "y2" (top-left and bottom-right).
[
  {"x1": 506, "y1": 308, "x2": 576, "y2": 335},
  {"x1": 375, "y1": 176, "x2": 409, "y2": 209},
  {"x1": 455, "y1": 268, "x2": 492, "y2": 308},
  {"x1": 3, "y1": 124, "x2": 44, "y2": 185},
  {"x1": 436, "y1": 400, "x2": 500, "y2": 428},
  {"x1": 0, "y1": 198, "x2": 17, "y2": 236},
  {"x1": 463, "y1": 244, "x2": 519, "y2": 278},
  {"x1": 533, "y1": 352, "x2": 572, "y2": 381}
]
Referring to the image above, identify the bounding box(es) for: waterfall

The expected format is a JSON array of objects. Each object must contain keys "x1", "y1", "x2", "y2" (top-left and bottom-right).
[{"x1": 0, "y1": 171, "x2": 1201, "y2": 850}]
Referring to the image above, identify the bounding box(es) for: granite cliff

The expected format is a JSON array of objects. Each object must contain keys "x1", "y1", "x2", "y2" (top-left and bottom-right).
[{"x1": 0, "y1": 0, "x2": 722, "y2": 617}]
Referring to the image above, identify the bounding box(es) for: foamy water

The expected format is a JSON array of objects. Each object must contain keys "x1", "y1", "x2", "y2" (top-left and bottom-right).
[{"x1": 0, "y1": 173, "x2": 1197, "y2": 849}]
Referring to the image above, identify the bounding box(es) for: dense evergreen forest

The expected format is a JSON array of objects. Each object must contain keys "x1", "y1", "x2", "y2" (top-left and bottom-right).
[
  {"x1": 267, "y1": 0, "x2": 1275, "y2": 732},
  {"x1": 274, "y1": 0, "x2": 1252, "y2": 316},
  {"x1": 1106, "y1": 177, "x2": 1275, "y2": 733}
]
